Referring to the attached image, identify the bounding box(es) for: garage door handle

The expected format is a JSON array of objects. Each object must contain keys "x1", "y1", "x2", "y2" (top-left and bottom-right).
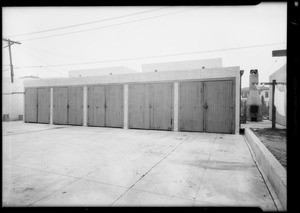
[{"x1": 204, "y1": 103, "x2": 208, "y2": 109}]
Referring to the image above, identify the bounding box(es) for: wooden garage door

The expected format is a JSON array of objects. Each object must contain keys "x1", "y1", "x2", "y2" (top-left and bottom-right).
[
  {"x1": 179, "y1": 82, "x2": 204, "y2": 132},
  {"x1": 53, "y1": 87, "x2": 68, "y2": 125},
  {"x1": 129, "y1": 83, "x2": 173, "y2": 130},
  {"x1": 25, "y1": 88, "x2": 38, "y2": 123},
  {"x1": 150, "y1": 83, "x2": 173, "y2": 130},
  {"x1": 204, "y1": 80, "x2": 234, "y2": 133},
  {"x1": 105, "y1": 85, "x2": 123, "y2": 127},
  {"x1": 129, "y1": 84, "x2": 150, "y2": 129},
  {"x1": 87, "y1": 85, "x2": 123, "y2": 127},
  {"x1": 37, "y1": 88, "x2": 50, "y2": 123},
  {"x1": 68, "y1": 87, "x2": 83, "y2": 125},
  {"x1": 87, "y1": 86, "x2": 105, "y2": 126}
]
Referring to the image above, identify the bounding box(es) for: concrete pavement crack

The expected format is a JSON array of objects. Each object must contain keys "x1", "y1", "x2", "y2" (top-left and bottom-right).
[
  {"x1": 27, "y1": 168, "x2": 101, "y2": 207},
  {"x1": 109, "y1": 141, "x2": 183, "y2": 206},
  {"x1": 192, "y1": 134, "x2": 218, "y2": 206},
  {"x1": 3, "y1": 127, "x2": 68, "y2": 136}
]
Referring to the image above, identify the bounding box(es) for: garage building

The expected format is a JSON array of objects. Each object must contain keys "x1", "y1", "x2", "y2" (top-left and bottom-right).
[{"x1": 23, "y1": 67, "x2": 241, "y2": 134}]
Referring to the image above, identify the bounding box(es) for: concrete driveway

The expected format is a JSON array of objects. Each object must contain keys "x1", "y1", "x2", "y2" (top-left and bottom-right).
[{"x1": 2, "y1": 121, "x2": 277, "y2": 210}]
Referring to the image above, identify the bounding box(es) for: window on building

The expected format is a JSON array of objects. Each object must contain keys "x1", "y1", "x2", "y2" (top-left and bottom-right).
[{"x1": 265, "y1": 91, "x2": 268, "y2": 98}]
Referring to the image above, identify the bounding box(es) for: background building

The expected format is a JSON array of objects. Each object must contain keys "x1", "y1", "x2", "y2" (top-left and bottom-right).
[
  {"x1": 2, "y1": 76, "x2": 39, "y2": 121},
  {"x1": 269, "y1": 64, "x2": 286, "y2": 126},
  {"x1": 142, "y1": 58, "x2": 223, "y2": 72},
  {"x1": 241, "y1": 86, "x2": 270, "y2": 106},
  {"x1": 69, "y1": 66, "x2": 138, "y2": 77}
]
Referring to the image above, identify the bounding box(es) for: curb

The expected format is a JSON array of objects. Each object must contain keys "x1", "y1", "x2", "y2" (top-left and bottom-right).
[{"x1": 244, "y1": 127, "x2": 286, "y2": 210}]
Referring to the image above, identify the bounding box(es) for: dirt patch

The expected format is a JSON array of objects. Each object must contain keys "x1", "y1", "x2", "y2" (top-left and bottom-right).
[{"x1": 251, "y1": 128, "x2": 286, "y2": 170}]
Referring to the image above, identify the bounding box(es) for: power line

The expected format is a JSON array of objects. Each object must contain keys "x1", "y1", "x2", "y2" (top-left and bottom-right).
[
  {"x1": 18, "y1": 49, "x2": 68, "y2": 76},
  {"x1": 19, "y1": 7, "x2": 201, "y2": 42},
  {"x1": 8, "y1": 7, "x2": 172, "y2": 38},
  {"x1": 16, "y1": 42, "x2": 286, "y2": 68}
]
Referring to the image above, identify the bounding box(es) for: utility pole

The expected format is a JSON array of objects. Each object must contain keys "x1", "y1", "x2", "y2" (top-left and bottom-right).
[
  {"x1": 257, "y1": 81, "x2": 286, "y2": 129},
  {"x1": 3, "y1": 38, "x2": 21, "y2": 83}
]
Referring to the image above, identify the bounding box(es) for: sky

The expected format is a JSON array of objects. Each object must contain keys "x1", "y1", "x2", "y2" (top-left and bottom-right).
[{"x1": 2, "y1": 3, "x2": 287, "y2": 87}]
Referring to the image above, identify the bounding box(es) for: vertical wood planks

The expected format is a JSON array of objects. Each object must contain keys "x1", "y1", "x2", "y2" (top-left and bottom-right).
[
  {"x1": 204, "y1": 80, "x2": 234, "y2": 133},
  {"x1": 179, "y1": 81, "x2": 204, "y2": 132},
  {"x1": 129, "y1": 83, "x2": 173, "y2": 130},
  {"x1": 37, "y1": 88, "x2": 50, "y2": 123},
  {"x1": 53, "y1": 87, "x2": 68, "y2": 125},
  {"x1": 68, "y1": 87, "x2": 83, "y2": 125},
  {"x1": 87, "y1": 85, "x2": 123, "y2": 127},
  {"x1": 129, "y1": 84, "x2": 151, "y2": 129},
  {"x1": 105, "y1": 85, "x2": 124, "y2": 127},
  {"x1": 25, "y1": 88, "x2": 38, "y2": 123},
  {"x1": 87, "y1": 86, "x2": 105, "y2": 126},
  {"x1": 150, "y1": 83, "x2": 173, "y2": 130}
]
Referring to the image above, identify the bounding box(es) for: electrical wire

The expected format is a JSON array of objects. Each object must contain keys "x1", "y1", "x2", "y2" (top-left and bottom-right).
[
  {"x1": 8, "y1": 7, "x2": 172, "y2": 38},
  {"x1": 15, "y1": 42, "x2": 286, "y2": 68},
  {"x1": 19, "y1": 7, "x2": 201, "y2": 42},
  {"x1": 18, "y1": 49, "x2": 68, "y2": 76}
]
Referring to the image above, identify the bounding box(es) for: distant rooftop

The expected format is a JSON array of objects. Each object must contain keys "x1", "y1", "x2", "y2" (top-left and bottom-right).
[
  {"x1": 69, "y1": 66, "x2": 138, "y2": 77},
  {"x1": 142, "y1": 58, "x2": 223, "y2": 73}
]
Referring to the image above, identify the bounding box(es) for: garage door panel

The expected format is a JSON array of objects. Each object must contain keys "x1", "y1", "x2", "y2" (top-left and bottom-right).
[
  {"x1": 105, "y1": 85, "x2": 123, "y2": 127},
  {"x1": 179, "y1": 82, "x2": 204, "y2": 132},
  {"x1": 129, "y1": 83, "x2": 173, "y2": 130},
  {"x1": 25, "y1": 88, "x2": 38, "y2": 123},
  {"x1": 68, "y1": 87, "x2": 83, "y2": 126},
  {"x1": 150, "y1": 83, "x2": 173, "y2": 130},
  {"x1": 88, "y1": 86, "x2": 105, "y2": 126},
  {"x1": 53, "y1": 87, "x2": 68, "y2": 125},
  {"x1": 204, "y1": 81, "x2": 234, "y2": 133},
  {"x1": 129, "y1": 84, "x2": 150, "y2": 129},
  {"x1": 37, "y1": 88, "x2": 50, "y2": 123}
]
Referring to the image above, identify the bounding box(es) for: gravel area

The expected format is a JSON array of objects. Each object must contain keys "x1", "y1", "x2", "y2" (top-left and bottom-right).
[{"x1": 251, "y1": 128, "x2": 286, "y2": 170}]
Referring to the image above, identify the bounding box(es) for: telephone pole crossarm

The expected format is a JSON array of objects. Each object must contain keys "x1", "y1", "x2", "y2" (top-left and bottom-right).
[
  {"x1": 2, "y1": 38, "x2": 21, "y2": 45},
  {"x1": 259, "y1": 82, "x2": 286, "y2": 85}
]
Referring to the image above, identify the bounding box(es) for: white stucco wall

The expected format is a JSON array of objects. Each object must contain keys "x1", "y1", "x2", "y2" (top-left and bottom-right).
[{"x1": 2, "y1": 77, "x2": 25, "y2": 120}]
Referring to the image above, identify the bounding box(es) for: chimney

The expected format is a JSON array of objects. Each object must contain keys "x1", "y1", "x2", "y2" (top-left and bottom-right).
[
  {"x1": 249, "y1": 69, "x2": 259, "y2": 89},
  {"x1": 246, "y1": 69, "x2": 262, "y2": 121}
]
